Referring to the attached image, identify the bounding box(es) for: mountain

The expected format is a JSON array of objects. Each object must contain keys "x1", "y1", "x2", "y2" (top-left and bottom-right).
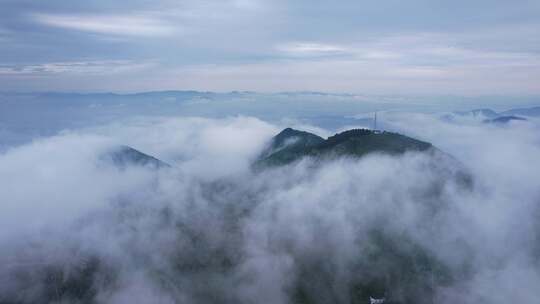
[
  {"x1": 500, "y1": 106, "x2": 540, "y2": 117},
  {"x1": 255, "y1": 127, "x2": 473, "y2": 190},
  {"x1": 440, "y1": 108, "x2": 498, "y2": 122},
  {"x1": 255, "y1": 128, "x2": 433, "y2": 168},
  {"x1": 441, "y1": 106, "x2": 539, "y2": 125},
  {"x1": 255, "y1": 129, "x2": 471, "y2": 303},
  {"x1": 100, "y1": 145, "x2": 169, "y2": 169},
  {"x1": 483, "y1": 115, "x2": 527, "y2": 124}
]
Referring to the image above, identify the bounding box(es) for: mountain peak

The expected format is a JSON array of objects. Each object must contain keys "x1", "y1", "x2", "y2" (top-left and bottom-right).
[
  {"x1": 257, "y1": 128, "x2": 324, "y2": 164},
  {"x1": 273, "y1": 128, "x2": 324, "y2": 146},
  {"x1": 101, "y1": 145, "x2": 170, "y2": 169}
]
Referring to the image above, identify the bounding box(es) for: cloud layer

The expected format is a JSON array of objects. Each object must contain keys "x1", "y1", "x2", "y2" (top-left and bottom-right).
[{"x1": 1, "y1": 115, "x2": 539, "y2": 303}]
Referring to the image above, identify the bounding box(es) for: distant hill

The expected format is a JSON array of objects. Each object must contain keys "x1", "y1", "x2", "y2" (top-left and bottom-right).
[
  {"x1": 441, "y1": 106, "x2": 538, "y2": 123},
  {"x1": 100, "y1": 145, "x2": 169, "y2": 169},
  {"x1": 441, "y1": 108, "x2": 498, "y2": 122},
  {"x1": 483, "y1": 115, "x2": 527, "y2": 125},
  {"x1": 255, "y1": 128, "x2": 432, "y2": 168},
  {"x1": 500, "y1": 106, "x2": 540, "y2": 117}
]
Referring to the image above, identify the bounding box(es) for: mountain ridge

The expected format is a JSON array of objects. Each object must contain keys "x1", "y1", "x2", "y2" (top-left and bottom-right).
[{"x1": 255, "y1": 128, "x2": 434, "y2": 168}]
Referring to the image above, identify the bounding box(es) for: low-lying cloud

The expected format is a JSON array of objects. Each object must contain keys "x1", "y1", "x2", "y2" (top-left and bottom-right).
[{"x1": 0, "y1": 115, "x2": 539, "y2": 303}]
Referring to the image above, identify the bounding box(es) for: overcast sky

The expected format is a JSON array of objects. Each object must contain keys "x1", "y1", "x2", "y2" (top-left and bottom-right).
[{"x1": 0, "y1": 0, "x2": 539, "y2": 95}]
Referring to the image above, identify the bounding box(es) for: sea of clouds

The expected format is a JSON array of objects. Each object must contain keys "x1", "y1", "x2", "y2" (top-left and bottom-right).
[{"x1": 0, "y1": 114, "x2": 539, "y2": 303}]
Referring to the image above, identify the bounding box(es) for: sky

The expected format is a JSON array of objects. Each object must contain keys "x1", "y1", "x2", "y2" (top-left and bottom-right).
[{"x1": 0, "y1": 0, "x2": 539, "y2": 94}]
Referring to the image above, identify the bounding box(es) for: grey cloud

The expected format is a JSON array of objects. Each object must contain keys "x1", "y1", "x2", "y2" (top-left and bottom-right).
[{"x1": 0, "y1": 1, "x2": 539, "y2": 94}]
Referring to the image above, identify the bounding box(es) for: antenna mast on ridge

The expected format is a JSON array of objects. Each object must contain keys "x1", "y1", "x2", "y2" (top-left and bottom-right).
[{"x1": 373, "y1": 111, "x2": 382, "y2": 134}]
